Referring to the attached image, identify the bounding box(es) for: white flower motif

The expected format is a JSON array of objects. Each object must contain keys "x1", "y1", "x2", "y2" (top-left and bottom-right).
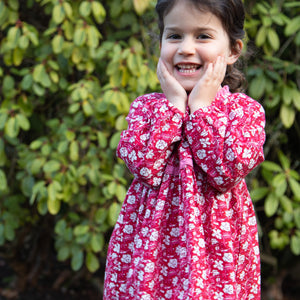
[
  {"x1": 156, "y1": 140, "x2": 167, "y2": 150},
  {"x1": 200, "y1": 138, "x2": 210, "y2": 148},
  {"x1": 220, "y1": 222, "x2": 230, "y2": 232},
  {"x1": 127, "y1": 195, "x2": 136, "y2": 204},
  {"x1": 249, "y1": 216, "x2": 256, "y2": 226},
  {"x1": 150, "y1": 230, "x2": 159, "y2": 241},
  {"x1": 121, "y1": 254, "x2": 131, "y2": 264},
  {"x1": 123, "y1": 225, "x2": 133, "y2": 234},
  {"x1": 226, "y1": 148, "x2": 235, "y2": 161},
  {"x1": 176, "y1": 246, "x2": 187, "y2": 258},
  {"x1": 223, "y1": 253, "x2": 233, "y2": 263},
  {"x1": 170, "y1": 227, "x2": 180, "y2": 237},
  {"x1": 128, "y1": 150, "x2": 137, "y2": 161},
  {"x1": 197, "y1": 149, "x2": 206, "y2": 159},
  {"x1": 214, "y1": 176, "x2": 224, "y2": 185},
  {"x1": 138, "y1": 270, "x2": 144, "y2": 281},
  {"x1": 214, "y1": 260, "x2": 223, "y2": 270},
  {"x1": 145, "y1": 262, "x2": 155, "y2": 273},
  {"x1": 223, "y1": 284, "x2": 234, "y2": 294},
  {"x1": 168, "y1": 259, "x2": 178, "y2": 268},
  {"x1": 165, "y1": 290, "x2": 173, "y2": 299},
  {"x1": 140, "y1": 167, "x2": 151, "y2": 177},
  {"x1": 119, "y1": 147, "x2": 128, "y2": 157},
  {"x1": 242, "y1": 148, "x2": 252, "y2": 158}
]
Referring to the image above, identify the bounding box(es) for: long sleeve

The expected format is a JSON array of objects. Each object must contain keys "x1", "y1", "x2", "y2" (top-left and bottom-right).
[
  {"x1": 185, "y1": 88, "x2": 265, "y2": 193},
  {"x1": 117, "y1": 93, "x2": 184, "y2": 187}
]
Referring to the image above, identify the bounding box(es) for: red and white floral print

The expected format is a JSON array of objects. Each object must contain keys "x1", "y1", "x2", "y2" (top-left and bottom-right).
[{"x1": 104, "y1": 86, "x2": 265, "y2": 300}]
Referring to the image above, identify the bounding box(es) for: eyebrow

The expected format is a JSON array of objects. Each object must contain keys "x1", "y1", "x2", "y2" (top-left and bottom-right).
[{"x1": 164, "y1": 26, "x2": 217, "y2": 33}]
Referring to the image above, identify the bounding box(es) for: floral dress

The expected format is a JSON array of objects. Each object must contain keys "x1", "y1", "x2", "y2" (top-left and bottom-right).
[{"x1": 103, "y1": 86, "x2": 265, "y2": 300}]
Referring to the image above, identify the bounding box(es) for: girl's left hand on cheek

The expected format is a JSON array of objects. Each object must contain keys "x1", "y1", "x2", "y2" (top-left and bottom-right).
[{"x1": 189, "y1": 56, "x2": 227, "y2": 113}]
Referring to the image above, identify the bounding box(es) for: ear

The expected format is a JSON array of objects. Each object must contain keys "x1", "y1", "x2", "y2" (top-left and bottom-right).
[{"x1": 227, "y1": 39, "x2": 243, "y2": 65}]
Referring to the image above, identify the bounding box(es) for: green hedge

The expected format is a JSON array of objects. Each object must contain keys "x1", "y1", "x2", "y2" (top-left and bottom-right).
[{"x1": 0, "y1": 0, "x2": 299, "y2": 282}]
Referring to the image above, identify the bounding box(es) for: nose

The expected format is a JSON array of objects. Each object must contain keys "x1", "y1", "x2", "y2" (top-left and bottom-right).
[{"x1": 178, "y1": 37, "x2": 195, "y2": 56}]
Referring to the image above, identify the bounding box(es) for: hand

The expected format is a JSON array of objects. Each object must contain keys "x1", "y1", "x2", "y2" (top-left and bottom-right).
[
  {"x1": 189, "y1": 56, "x2": 227, "y2": 113},
  {"x1": 157, "y1": 58, "x2": 187, "y2": 113}
]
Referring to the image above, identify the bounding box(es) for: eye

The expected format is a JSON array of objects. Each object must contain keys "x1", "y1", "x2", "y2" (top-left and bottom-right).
[
  {"x1": 197, "y1": 34, "x2": 211, "y2": 40},
  {"x1": 168, "y1": 33, "x2": 181, "y2": 40}
]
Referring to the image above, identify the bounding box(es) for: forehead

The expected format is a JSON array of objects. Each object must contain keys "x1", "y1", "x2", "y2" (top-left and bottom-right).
[{"x1": 163, "y1": 1, "x2": 224, "y2": 33}]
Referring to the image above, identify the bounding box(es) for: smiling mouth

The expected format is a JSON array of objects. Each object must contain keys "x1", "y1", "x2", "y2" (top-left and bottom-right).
[{"x1": 176, "y1": 64, "x2": 201, "y2": 74}]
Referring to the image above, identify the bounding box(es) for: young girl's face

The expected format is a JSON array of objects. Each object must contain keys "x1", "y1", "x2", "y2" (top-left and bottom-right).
[{"x1": 160, "y1": 0, "x2": 241, "y2": 93}]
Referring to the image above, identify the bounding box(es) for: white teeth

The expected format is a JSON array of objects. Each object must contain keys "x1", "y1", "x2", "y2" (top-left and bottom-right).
[{"x1": 177, "y1": 64, "x2": 199, "y2": 73}]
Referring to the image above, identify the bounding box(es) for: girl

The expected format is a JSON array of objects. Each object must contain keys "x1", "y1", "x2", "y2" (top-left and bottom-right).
[{"x1": 104, "y1": 0, "x2": 265, "y2": 299}]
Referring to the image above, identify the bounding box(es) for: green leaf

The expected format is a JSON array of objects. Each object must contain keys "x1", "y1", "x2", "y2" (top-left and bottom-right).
[
  {"x1": 265, "y1": 193, "x2": 279, "y2": 217},
  {"x1": 4, "y1": 223, "x2": 15, "y2": 241},
  {"x1": 16, "y1": 114, "x2": 30, "y2": 131},
  {"x1": 262, "y1": 161, "x2": 282, "y2": 172},
  {"x1": 133, "y1": 0, "x2": 151, "y2": 15},
  {"x1": 2, "y1": 75, "x2": 15, "y2": 93},
  {"x1": 278, "y1": 151, "x2": 290, "y2": 170},
  {"x1": 109, "y1": 131, "x2": 121, "y2": 149},
  {"x1": 291, "y1": 235, "x2": 300, "y2": 255},
  {"x1": 43, "y1": 160, "x2": 61, "y2": 173},
  {"x1": 92, "y1": 1, "x2": 106, "y2": 23},
  {"x1": 55, "y1": 219, "x2": 67, "y2": 235},
  {"x1": 57, "y1": 245, "x2": 70, "y2": 261},
  {"x1": 47, "y1": 196, "x2": 61, "y2": 215},
  {"x1": 74, "y1": 27, "x2": 86, "y2": 47},
  {"x1": 294, "y1": 209, "x2": 300, "y2": 229},
  {"x1": 7, "y1": 26, "x2": 21, "y2": 48},
  {"x1": 279, "y1": 196, "x2": 293, "y2": 214},
  {"x1": 71, "y1": 248, "x2": 84, "y2": 271},
  {"x1": 94, "y1": 208, "x2": 108, "y2": 224},
  {"x1": 31, "y1": 157, "x2": 46, "y2": 175},
  {"x1": 285, "y1": 16, "x2": 300, "y2": 36},
  {"x1": 13, "y1": 47, "x2": 24, "y2": 66},
  {"x1": 87, "y1": 26, "x2": 100, "y2": 48},
  {"x1": 52, "y1": 34, "x2": 64, "y2": 54},
  {"x1": 250, "y1": 187, "x2": 269, "y2": 201},
  {"x1": 69, "y1": 140, "x2": 79, "y2": 162},
  {"x1": 30, "y1": 181, "x2": 46, "y2": 205},
  {"x1": 108, "y1": 202, "x2": 121, "y2": 226},
  {"x1": 74, "y1": 224, "x2": 89, "y2": 236},
  {"x1": 273, "y1": 173, "x2": 287, "y2": 197},
  {"x1": 79, "y1": 1, "x2": 91, "y2": 17},
  {"x1": 116, "y1": 184, "x2": 127, "y2": 203},
  {"x1": 255, "y1": 26, "x2": 267, "y2": 47},
  {"x1": 0, "y1": 169, "x2": 8, "y2": 191},
  {"x1": 5, "y1": 116, "x2": 19, "y2": 138},
  {"x1": 97, "y1": 132, "x2": 107, "y2": 148},
  {"x1": 289, "y1": 177, "x2": 300, "y2": 201},
  {"x1": 0, "y1": 113, "x2": 8, "y2": 130},
  {"x1": 280, "y1": 104, "x2": 295, "y2": 128},
  {"x1": 82, "y1": 100, "x2": 94, "y2": 116},
  {"x1": 21, "y1": 74, "x2": 33, "y2": 90},
  {"x1": 86, "y1": 251, "x2": 100, "y2": 273},
  {"x1": 91, "y1": 233, "x2": 104, "y2": 253},
  {"x1": 53, "y1": 4, "x2": 65, "y2": 24},
  {"x1": 62, "y1": 2, "x2": 73, "y2": 18},
  {"x1": 267, "y1": 28, "x2": 280, "y2": 51},
  {"x1": 249, "y1": 75, "x2": 266, "y2": 100}
]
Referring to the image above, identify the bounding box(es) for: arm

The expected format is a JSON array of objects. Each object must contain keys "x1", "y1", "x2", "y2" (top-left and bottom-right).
[
  {"x1": 185, "y1": 91, "x2": 265, "y2": 193},
  {"x1": 117, "y1": 93, "x2": 184, "y2": 187}
]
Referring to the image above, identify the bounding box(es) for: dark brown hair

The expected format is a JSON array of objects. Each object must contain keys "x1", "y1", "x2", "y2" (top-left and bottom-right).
[{"x1": 155, "y1": 0, "x2": 246, "y2": 92}]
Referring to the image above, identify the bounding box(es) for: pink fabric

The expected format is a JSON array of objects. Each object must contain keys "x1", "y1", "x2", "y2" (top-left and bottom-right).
[{"x1": 104, "y1": 86, "x2": 265, "y2": 300}]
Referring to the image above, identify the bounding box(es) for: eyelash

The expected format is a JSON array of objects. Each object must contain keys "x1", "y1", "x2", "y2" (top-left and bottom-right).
[{"x1": 167, "y1": 34, "x2": 211, "y2": 40}]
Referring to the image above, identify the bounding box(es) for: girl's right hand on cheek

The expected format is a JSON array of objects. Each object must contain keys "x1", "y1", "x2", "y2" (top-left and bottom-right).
[{"x1": 157, "y1": 58, "x2": 187, "y2": 113}]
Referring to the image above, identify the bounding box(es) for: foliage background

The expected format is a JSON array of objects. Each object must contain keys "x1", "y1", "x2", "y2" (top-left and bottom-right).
[{"x1": 0, "y1": 0, "x2": 299, "y2": 299}]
